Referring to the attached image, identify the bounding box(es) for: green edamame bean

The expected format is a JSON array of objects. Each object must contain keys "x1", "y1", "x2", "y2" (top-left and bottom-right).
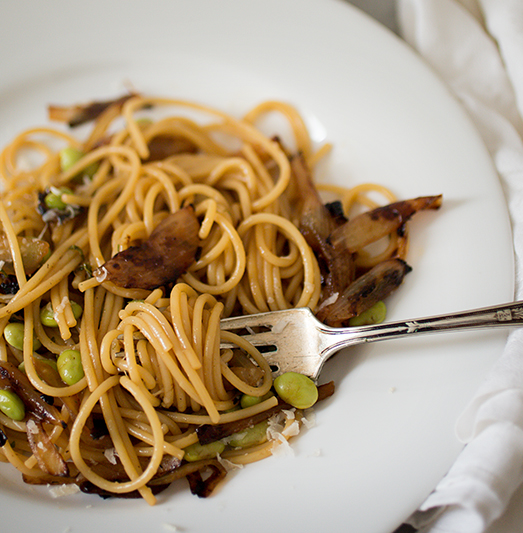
[
  {"x1": 184, "y1": 440, "x2": 225, "y2": 462},
  {"x1": 19, "y1": 353, "x2": 58, "y2": 377},
  {"x1": 59, "y1": 147, "x2": 99, "y2": 178},
  {"x1": 40, "y1": 301, "x2": 83, "y2": 327},
  {"x1": 44, "y1": 187, "x2": 73, "y2": 211},
  {"x1": 57, "y1": 349, "x2": 84, "y2": 385},
  {"x1": 228, "y1": 420, "x2": 268, "y2": 448},
  {"x1": 273, "y1": 372, "x2": 318, "y2": 409},
  {"x1": 240, "y1": 391, "x2": 273, "y2": 409},
  {"x1": 0, "y1": 389, "x2": 25, "y2": 421},
  {"x1": 60, "y1": 147, "x2": 84, "y2": 172},
  {"x1": 70, "y1": 301, "x2": 83, "y2": 320},
  {"x1": 4, "y1": 322, "x2": 26, "y2": 351},
  {"x1": 3, "y1": 322, "x2": 41, "y2": 351},
  {"x1": 40, "y1": 303, "x2": 57, "y2": 327},
  {"x1": 240, "y1": 394, "x2": 262, "y2": 409},
  {"x1": 349, "y1": 301, "x2": 387, "y2": 327}
]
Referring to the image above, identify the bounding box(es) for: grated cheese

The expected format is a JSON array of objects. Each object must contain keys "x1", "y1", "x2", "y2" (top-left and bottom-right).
[
  {"x1": 55, "y1": 296, "x2": 69, "y2": 314},
  {"x1": 26, "y1": 419, "x2": 39, "y2": 435},
  {"x1": 301, "y1": 410, "x2": 316, "y2": 429},
  {"x1": 308, "y1": 448, "x2": 322, "y2": 457},
  {"x1": 270, "y1": 434, "x2": 294, "y2": 457},
  {"x1": 317, "y1": 292, "x2": 339, "y2": 311},
  {"x1": 48, "y1": 483, "x2": 81, "y2": 498},
  {"x1": 94, "y1": 266, "x2": 108, "y2": 283},
  {"x1": 216, "y1": 454, "x2": 244, "y2": 472},
  {"x1": 281, "y1": 409, "x2": 295, "y2": 420},
  {"x1": 282, "y1": 420, "x2": 300, "y2": 438},
  {"x1": 267, "y1": 411, "x2": 297, "y2": 457},
  {"x1": 104, "y1": 447, "x2": 118, "y2": 465}
]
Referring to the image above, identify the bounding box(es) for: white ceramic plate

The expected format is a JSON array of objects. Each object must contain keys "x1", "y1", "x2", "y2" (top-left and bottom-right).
[{"x1": 0, "y1": 1, "x2": 514, "y2": 532}]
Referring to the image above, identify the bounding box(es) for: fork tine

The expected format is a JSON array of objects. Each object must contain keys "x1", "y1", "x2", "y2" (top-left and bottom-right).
[
  {"x1": 219, "y1": 308, "x2": 326, "y2": 379},
  {"x1": 222, "y1": 330, "x2": 278, "y2": 347},
  {"x1": 219, "y1": 312, "x2": 281, "y2": 351},
  {"x1": 219, "y1": 308, "x2": 293, "y2": 332}
]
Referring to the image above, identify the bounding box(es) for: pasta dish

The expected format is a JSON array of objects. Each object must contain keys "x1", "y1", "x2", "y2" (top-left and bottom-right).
[{"x1": 0, "y1": 94, "x2": 441, "y2": 503}]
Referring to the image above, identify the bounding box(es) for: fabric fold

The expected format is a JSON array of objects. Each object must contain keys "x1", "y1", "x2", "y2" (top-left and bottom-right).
[{"x1": 397, "y1": 0, "x2": 523, "y2": 531}]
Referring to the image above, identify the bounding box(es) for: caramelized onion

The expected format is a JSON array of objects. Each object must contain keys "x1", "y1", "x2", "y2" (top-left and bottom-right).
[
  {"x1": 0, "y1": 234, "x2": 50, "y2": 275},
  {"x1": 94, "y1": 205, "x2": 201, "y2": 289},
  {"x1": 316, "y1": 258, "x2": 412, "y2": 326},
  {"x1": 330, "y1": 195, "x2": 443, "y2": 252},
  {"x1": 0, "y1": 361, "x2": 64, "y2": 426},
  {"x1": 289, "y1": 153, "x2": 355, "y2": 299},
  {"x1": 48, "y1": 93, "x2": 138, "y2": 128},
  {"x1": 26, "y1": 415, "x2": 69, "y2": 477},
  {"x1": 145, "y1": 135, "x2": 198, "y2": 162}
]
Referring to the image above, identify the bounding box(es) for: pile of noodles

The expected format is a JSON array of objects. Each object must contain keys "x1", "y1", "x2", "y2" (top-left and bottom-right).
[{"x1": 0, "y1": 95, "x2": 403, "y2": 504}]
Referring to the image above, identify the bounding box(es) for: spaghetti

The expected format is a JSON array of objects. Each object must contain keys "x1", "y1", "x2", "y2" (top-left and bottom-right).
[{"x1": 0, "y1": 94, "x2": 437, "y2": 503}]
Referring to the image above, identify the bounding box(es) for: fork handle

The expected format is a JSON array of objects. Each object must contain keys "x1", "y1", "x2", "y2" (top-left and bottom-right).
[{"x1": 320, "y1": 300, "x2": 523, "y2": 357}]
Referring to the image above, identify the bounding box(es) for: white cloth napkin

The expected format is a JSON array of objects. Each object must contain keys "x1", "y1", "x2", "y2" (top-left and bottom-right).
[{"x1": 397, "y1": 1, "x2": 523, "y2": 531}]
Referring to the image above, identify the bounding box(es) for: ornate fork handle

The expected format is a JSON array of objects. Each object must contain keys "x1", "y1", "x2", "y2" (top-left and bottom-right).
[{"x1": 319, "y1": 301, "x2": 523, "y2": 357}]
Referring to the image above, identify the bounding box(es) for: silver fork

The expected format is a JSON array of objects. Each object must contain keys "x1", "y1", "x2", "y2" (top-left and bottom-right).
[{"x1": 220, "y1": 301, "x2": 523, "y2": 380}]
